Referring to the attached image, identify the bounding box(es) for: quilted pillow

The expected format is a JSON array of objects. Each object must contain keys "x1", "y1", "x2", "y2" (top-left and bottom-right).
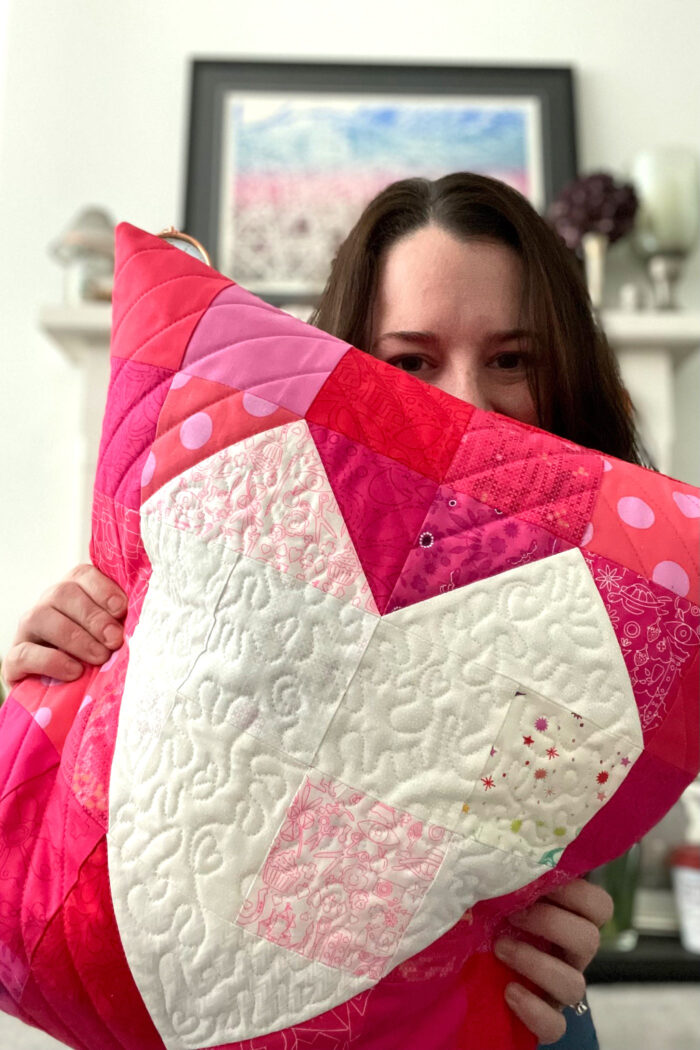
[{"x1": 1, "y1": 222, "x2": 698, "y2": 1050}]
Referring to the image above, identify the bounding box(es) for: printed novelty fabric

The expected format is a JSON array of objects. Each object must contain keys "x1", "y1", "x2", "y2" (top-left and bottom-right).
[{"x1": 0, "y1": 224, "x2": 698, "y2": 1050}]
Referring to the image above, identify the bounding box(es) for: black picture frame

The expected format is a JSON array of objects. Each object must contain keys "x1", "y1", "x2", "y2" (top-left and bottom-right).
[{"x1": 184, "y1": 59, "x2": 578, "y2": 303}]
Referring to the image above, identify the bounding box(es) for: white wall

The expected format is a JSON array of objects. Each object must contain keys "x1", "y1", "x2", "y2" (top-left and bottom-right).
[{"x1": 1, "y1": 0, "x2": 699, "y2": 653}]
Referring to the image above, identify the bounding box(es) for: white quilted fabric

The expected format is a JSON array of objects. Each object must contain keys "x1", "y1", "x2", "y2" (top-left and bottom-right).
[
  {"x1": 388, "y1": 547, "x2": 643, "y2": 748},
  {"x1": 316, "y1": 619, "x2": 524, "y2": 830},
  {"x1": 467, "y1": 692, "x2": 642, "y2": 861},
  {"x1": 146, "y1": 420, "x2": 378, "y2": 613},
  {"x1": 111, "y1": 693, "x2": 372, "y2": 1049},
  {"x1": 107, "y1": 465, "x2": 643, "y2": 1048},
  {"x1": 179, "y1": 558, "x2": 378, "y2": 764},
  {"x1": 115, "y1": 522, "x2": 240, "y2": 778}
]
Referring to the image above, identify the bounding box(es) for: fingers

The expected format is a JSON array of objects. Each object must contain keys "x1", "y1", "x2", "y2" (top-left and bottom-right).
[
  {"x1": 59, "y1": 564, "x2": 127, "y2": 619},
  {"x1": 4, "y1": 564, "x2": 127, "y2": 686},
  {"x1": 2, "y1": 641, "x2": 84, "y2": 686},
  {"x1": 16, "y1": 601, "x2": 118, "y2": 666},
  {"x1": 503, "y1": 981, "x2": 568, "y2": 1046},
  {"x1": 495, "y1": 935, "x2": 586, "y2": 1014},
  {"x1": 27, "y1": 567, "x2": 126, "y2": 659},
  {"x1": 498, "y1": 878, "x2": 607, "y2": 1042},
  {"x1": 508, "y1": 899, "x2": 601, "y2": 972},
  {"x1": 543, "y1": 878, "x2": 614, "y2": 929}
]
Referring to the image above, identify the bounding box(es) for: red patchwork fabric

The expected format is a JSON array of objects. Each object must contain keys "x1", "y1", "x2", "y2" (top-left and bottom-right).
[
  {"x1": 28, "y1": 837, "x2": 165, "y2": 1050},
  {"x1": 307, "y1": 347, "x2": 474, "y2": 481},
  {"x1": 111, "y1": 224, "x2": 230, "y2": 368}
]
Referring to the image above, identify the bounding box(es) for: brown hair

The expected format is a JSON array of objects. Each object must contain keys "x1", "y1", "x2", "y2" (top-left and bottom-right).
[{"x1": 309, "y1": 172, "x2": 646, "y2": 465}]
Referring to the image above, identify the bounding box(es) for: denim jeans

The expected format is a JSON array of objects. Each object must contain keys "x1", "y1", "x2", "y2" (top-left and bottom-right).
[{"x1": 538, "y1": 1000, "x2": 599, "y2": 1050}]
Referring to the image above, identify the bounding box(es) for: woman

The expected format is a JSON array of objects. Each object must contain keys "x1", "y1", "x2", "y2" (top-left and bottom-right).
[{"x1": 4, "y1": 173, "x2": 629, "y2": 1048}]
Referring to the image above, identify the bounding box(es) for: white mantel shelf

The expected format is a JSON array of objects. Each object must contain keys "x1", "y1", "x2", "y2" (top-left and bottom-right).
[
  {"x1": 40, "y1": 302, "x2": 112, "y2": 364},
  {"x1": 40, "y1": 301, "x2": 112, "y2": 329},
  {"x1": 40, "y1": 302, "x2": 700, "y2": 559},
  {"x1": 40, "y1": 303, "x2": 700, "y2": 354},
  {"x1": 600, "y1": 309, "x2": 700, "y2": 356}
]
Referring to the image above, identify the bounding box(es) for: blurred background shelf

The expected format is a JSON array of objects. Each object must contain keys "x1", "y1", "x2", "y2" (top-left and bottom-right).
[
  {"x1": 587, "y1": 934, "x2": 700, "y2": 983},
  {"x1": 601, "y1": 308, "x2": 700, "y2": 356}
]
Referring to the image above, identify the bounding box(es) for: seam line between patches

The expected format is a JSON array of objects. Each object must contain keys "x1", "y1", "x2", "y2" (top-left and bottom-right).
[{"x1": 112, "y1": 272, "x2": 226, "y2": 342}]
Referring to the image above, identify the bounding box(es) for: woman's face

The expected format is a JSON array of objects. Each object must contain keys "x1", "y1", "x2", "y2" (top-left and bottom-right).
[{"x1": 369, "y1": 225, "x2": 538, "y2": 425}]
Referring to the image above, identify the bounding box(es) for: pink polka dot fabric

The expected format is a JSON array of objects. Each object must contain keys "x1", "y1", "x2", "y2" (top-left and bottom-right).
[
  {"x1": 141, "y1": 372, "x2": 301, "y2": 502},
  {"x1": 588, "y1": 456, "x2": 700, "y2": 602},
  {"x1": 617, "y1": 495, "x2": 656, "y2": 529}
]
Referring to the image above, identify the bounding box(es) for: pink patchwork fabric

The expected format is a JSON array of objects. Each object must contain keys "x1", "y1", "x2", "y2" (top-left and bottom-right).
[
  {"x1": 387, "y1": 483, "x2": 572, "y2": 611},
  {"x1": 310, "y1": 423, "x2": 437, "y2": 613},
  {"x1": 95, "y1": 358, "x2": 174, "y2": 511},
  {"x1": 583, "y1": 550, "x2": 700, "y2": 737},
  {"x1": 446, "y1": 408, "x2": 603, "y2": 546},
  {"x1": 143, "y1": 372, "x2": 300, "y2": 498},
  {"x1": 0, "y1": 222, "x2": 697, "y2": 1050},
  {"x1": 238, "y1": 774, "x2": 449, "y2": 981},
  {"x1": 182, "y1": 283, "x2": 351, "y2": 413}
]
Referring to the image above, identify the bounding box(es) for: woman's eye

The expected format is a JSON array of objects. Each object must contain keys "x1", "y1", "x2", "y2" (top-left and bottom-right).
[
  {"x1": 390, "y1": 354, "x2": 427, "y2": 373},
  {"x1": 490, "y1": 352, "x2": 529, "y2": 371}
]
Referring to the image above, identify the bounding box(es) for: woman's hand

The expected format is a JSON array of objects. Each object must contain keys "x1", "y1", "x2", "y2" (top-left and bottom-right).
[
  {"x1": 2, "y1": 565, "x2": 127, "y2": 686},
  {"x1": 495, "y1": 879, "x2": 613, "y2": 1045}
]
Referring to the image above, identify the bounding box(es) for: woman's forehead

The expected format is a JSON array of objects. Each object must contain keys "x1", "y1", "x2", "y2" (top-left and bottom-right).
[{"x1": 372, "y1": 229, "x2": 525, "y2": 335}]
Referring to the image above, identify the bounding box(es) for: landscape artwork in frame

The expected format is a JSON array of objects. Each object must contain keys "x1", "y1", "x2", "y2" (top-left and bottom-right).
[
  {"x1": 185, "y1": 62, "x2": 577, "y2": 303},
  {"x1": 220, "y1": 94, "x2": 542, "y2": 298}
]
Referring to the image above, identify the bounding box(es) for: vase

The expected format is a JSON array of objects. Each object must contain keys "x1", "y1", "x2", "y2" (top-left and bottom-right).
[
  {"x1": 581, "y1": 231, "x2": 608, "y2": 310},
  {"x1": 630, "y1": 147, "x2": 700, "y2": 310},
  {"x1": 592, "y1": 843, "x2": 642, "y2": 951}
]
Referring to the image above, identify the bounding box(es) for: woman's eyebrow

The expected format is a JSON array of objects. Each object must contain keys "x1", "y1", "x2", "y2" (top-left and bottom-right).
[
  {"x1": 373, "y1": 330, "x2": 439, "y2": 346},
  {"x1": 487, "y1": 328, "x2": 532, "y2": 344},
  {"x1": 374, "y1": 329, "x2": 532, "y2": 347}
]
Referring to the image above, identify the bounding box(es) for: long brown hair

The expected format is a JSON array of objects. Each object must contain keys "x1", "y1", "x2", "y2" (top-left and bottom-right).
[{"x1": 309, "y1": 172, "x2": 645, "y2": 465}]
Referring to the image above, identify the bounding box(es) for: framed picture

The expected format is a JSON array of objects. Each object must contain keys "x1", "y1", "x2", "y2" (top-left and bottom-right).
[{"x1": 184, "y1": 60, "x2": 577, "y2": 304}]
